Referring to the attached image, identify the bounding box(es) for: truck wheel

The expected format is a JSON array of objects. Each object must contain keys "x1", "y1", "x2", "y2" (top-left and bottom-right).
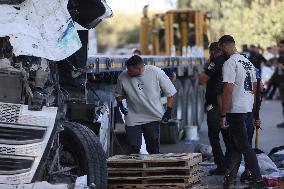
[
  {"x1": 172, "y1": 79, "x2": 184, "y2": 125},
  {"x1": 195, "y1": 85, "x2": 206, "y2": 128},
  {"x1": 60, "y1": 121, "x2": 107, "y2": 189},
  {"x1": 160, "y1": 79, "x2": 183, "y2": 144},
  {"x1": 184, "y1": 79, "x2": 195, "y2": 126}
]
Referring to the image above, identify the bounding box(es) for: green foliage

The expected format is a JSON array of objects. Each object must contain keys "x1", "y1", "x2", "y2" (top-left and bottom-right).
[
  {"x1": 96, "y1": 13, "x2": 141, "y2": 52},
  {"x1": 96, "y1": 0, "x2": 284, "y2": 52},
  {"x1": 177, "y1": 0, "x2": 192, "y2": 8},
  {"x1": 177, "y1": 0, "x2": 284, "y2": 48}
]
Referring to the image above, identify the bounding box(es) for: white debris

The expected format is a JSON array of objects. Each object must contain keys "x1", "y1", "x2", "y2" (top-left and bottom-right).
[
  {"x1": 257, "y1": 153, "x2": 279, "y2": 175},
  {"x1": 74, "y1": 175, "x2": 89, "y2": 189},
  {"x1": 0, "y1": 58, "x2": 12, "y2": 69},
  {"x1": 0, "y1": 177, "x2": 90, "y2": 189},
  {"x1": 0, "y1": 181, "x2": 69, "y2": 189},
  {"x1": 140, "y1": 134, "x2": 148, "y2": 154},
  {"x1": 0, "y1": 0, "x2": 81, "y2": 61}
]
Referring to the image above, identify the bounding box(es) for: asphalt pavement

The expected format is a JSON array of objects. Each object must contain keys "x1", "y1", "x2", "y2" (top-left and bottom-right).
[
  {"x1": 161, "y1": 99, "x2": 284, "y2": 154},
  {"x1": 160, "y1": 99, "x2": 284, "y2": 188},
  {"x1": 113, "y1": 100, "x2": 284, "y2": 188}
]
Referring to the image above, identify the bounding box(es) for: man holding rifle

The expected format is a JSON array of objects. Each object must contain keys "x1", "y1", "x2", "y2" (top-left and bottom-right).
[{"x1": 218, "y1": 35, "x2": 266, "y2": 188}]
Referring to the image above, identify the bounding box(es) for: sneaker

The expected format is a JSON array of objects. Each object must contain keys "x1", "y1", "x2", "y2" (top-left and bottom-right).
[
  {"x1": 277, "y1": 122, "x2": 284, "y2": 128},
  {"x1": 240, "y1": 171, "x2": 253, "y2": 183},
  {"x1": 209, "y1": 168, "x2": 226, "y2": 175}
]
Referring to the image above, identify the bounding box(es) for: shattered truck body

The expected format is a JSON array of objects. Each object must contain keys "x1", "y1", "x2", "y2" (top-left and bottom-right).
[
  {"x1": 0, "y1": 0, "x2": 206, "y2": 189},
  {"x1": 0, "y1": 0, "x2": 112, "y2": 188}
]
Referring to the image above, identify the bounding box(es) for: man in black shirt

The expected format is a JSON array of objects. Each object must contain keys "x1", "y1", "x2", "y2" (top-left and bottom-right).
[
  {"x1": 275, "y1": 40, "x2": 284, "y2": 128},
  {"x1": 248, "y1": 45, "x2": 267, "y2": 73},
  {"x1": 199, "y1": 42, "x2": 229, "y2": 175}
]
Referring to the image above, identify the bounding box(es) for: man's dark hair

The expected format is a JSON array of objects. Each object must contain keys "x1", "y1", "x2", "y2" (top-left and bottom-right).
[
  {"x1": 126, "y1": 55, "x2": 144, "y2": 67},
  {"x1": 218, "y1": 35, "x2": 235, "y2": 45},
  {"x1": 250, "y1": 44, "x2": 256, "y2": 49},
  {"x1": 133, "y1": 49, "x2": 142, "y2": 55},
  {"x1": 279, "y1": 40, "x2": 284, "y2": 45},
  {"x1": 242, "y1": 44, "x2": 249, "y2": 52},
  {"x1": 209, "y1": 42, "x2": 222, "y2": 53}
]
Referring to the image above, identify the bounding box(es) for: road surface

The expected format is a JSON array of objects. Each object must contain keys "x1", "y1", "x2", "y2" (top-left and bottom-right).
[
  {"x1": 160, "y1": 100, "x2": 284, "y2": 188},
  {"x1": 161, "y1": 100, "x2": 284, "y2": 154},
  {"x1": 113, "y1": 100, "x2": 284, "y2": 188}
]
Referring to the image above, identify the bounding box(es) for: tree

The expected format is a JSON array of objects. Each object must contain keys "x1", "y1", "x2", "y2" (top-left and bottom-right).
[
  {"x1": 177, "y1": 0, "x2": 284, "y2": 48},
  {"x1": 96, "y1": 12, "x2": 141, "y2": 52}
]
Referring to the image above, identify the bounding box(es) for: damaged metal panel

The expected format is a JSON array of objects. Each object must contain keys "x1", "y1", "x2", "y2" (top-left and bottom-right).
[
  {"x1": 0, "y1": 0, "x2": 82, "y2": 61},
  {"x1": 68, "y1": 0, "x2": 112, "y2": 29},
  {"x1": 0, "y1": 0, "x2": 112, "y2": 60}
]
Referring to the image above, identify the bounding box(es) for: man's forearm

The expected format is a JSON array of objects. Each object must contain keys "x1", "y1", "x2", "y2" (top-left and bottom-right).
[
  {"x1": 221, "y1": 92, "x2": 232, "y2": 115},
  {"x1": 217, "y1": 94, "x2": 222, "y2": 111},
  {"x1": 166, "y1": 95, "x2": 175, "y2": 108},
  {"x1": 198, "y1": 73, "x2": 210, "y2": 85},
  {"x1": 221, "y1": 85, "x2": 233, "y2": 116}
]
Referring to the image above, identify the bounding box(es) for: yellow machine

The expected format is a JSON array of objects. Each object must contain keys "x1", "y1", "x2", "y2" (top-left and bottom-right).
[{"x1": 140, "y1": 6, "x2": 210, "y2": 56}]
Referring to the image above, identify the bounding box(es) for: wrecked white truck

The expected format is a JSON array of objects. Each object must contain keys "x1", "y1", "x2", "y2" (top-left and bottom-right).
[{"x1": 0, "y1": 0, "x2": 112, "y2": 188}]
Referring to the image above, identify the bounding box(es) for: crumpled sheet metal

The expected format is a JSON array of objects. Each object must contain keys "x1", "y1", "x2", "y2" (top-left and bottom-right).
[{"x1": 0, "y1": 0, "x2": 81, "y2": 61}]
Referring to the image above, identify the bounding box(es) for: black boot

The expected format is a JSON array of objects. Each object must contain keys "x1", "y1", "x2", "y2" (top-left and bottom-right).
[
  {"x1": 240, "y1": 171, "x2": 253, "y2": 183},
  {"x1": 223, "y1": 174, "x2": 235, "y2": 188},
  {"x1": 277, "y1": 122, "x2": 284, "y2": 128}
]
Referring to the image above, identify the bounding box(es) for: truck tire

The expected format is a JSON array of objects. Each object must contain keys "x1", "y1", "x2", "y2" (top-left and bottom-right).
[
  {"x1": 160, "y1": 79, "x2": 183, "y2": 144},
  {"x1": 60, "y1": 121, "x2": 107, "y2": 189},
  {"x1": 171, "y1": 79, "x2": 184, "y2": 125},
  {"x1": 160, "y1": 121, "x2": 180, "y2": 144},
  {"x1": 192, "y1": 79, "x2": 206, "y2": 128},
  {"x1": 195, "y1": 85, "x2": 206, "y2": 128},
  {"x1": 184, "y1": 79, "x2": 195, "y2": 126}
]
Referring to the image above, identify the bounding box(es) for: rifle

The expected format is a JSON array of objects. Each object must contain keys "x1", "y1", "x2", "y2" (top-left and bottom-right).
[{"x1": 254, "y1": 68, "x2": 262, "y2": 149}]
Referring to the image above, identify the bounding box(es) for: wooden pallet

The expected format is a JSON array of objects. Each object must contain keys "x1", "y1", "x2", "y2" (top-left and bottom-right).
[
  {"x1": 108, "y1": 163, "x2": 202, "y2": 177},
  {"x1": 108, "y1": 172, "x2": 203, "y2": 189},
  {"x1": 107, "y1": 153, "x2": 203, "y2": 189},
  {"x1": 107, "y1": 153, "x2": 202, "y2": 168}
]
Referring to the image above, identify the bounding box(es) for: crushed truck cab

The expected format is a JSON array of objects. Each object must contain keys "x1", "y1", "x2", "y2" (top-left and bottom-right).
[{"x1": 0, "y1": 1, "x2": 207, "y2": 189}]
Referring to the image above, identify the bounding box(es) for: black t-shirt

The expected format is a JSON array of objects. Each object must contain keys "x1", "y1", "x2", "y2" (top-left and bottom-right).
[
  {"x1": 276, "y1": 53, "x2": 284, "y2": 82},
  {"x1": 249, "y1": 51, "x2": 266, "y2": 70},
  {"x1": 279, "y1": 53, "x2": 284, "y2": 64},
  {"x1": 204, "y1": 55, "x2": 226, "y2": 106}
]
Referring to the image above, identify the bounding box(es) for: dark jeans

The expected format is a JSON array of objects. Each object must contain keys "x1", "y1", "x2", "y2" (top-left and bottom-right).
[
  {"x1": 244, "y1": 112, "x2": 255, "y2": 171},
  {"x1": 279, "y1": 83, "x2": 284, "y2": 118},
  {"x1": 125, "y1": 121, "x2": 160, "y2": 154},
  {"x1": 207, "y1": 106, "x2": 230, "y2": 169},
  {"x1": 226, "y1": 113, "x2": 262, "y2": 180},
  {"x1": 246, "y1": 112, "x2": 254, "y2": 146},
  {"x1": 265, "y1": 83, "x2": 278, "y2": 99}
]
